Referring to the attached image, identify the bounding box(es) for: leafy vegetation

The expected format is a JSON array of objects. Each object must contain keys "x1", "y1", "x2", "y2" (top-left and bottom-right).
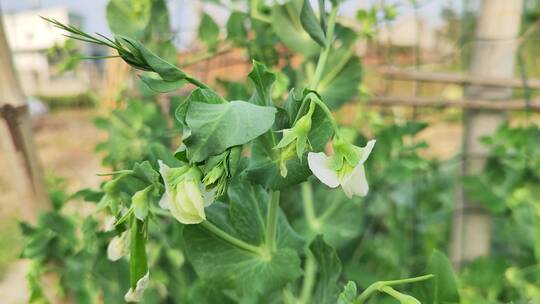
[{"x1": 18, "y1": 1, "x2": 540, "y2": 304}]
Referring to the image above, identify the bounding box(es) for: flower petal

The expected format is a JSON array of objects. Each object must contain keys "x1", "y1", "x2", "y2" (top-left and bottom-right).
[
  {"x1": 124, "y1": 272, "x2": 150, "y2": 303},
  {"x1": 158, "y1": 193, "x2": 170, "y2": 210},
  {"x1": 107, "y1": 231, "x2": 129, "y2": 261},
  {"x1": 359, "y1": 139, "x2": 376, "y2": 164},
  {"x1": 341, "y1": 164, "x2": 369, "y2": 198},
  {"x1": 168, "y1": 184, "x2": 204, "y2": 224},
  {"x1": 308, "y1": 152, "x2": 339, "y2": 188},
  {"x1": 184, "y1": 181, "x2": 206, "y2": 220}
]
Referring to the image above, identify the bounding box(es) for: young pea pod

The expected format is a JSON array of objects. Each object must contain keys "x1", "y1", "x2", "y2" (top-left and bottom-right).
[{"x1": 124, "y1": 217, "x2": 149, "y2": 303}]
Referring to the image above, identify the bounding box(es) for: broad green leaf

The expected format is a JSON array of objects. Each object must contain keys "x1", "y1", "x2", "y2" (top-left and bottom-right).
[
  {"x1": 310, "y1": 236, "x2": 342, "y2": 304},
  {"x1": 338, "y1": 281, "x2": 358, "y2": 304},
  {"x1": 248, "y1": 61, "x2": 276, "y2": 106},
  {"x1": 317, "y1": 50, "x2": 362, "y2": 109},
  {"x1": 228, "y1": 181, "x2": 305, "y2": 251},
  {"x1": 139, "y1": 75, "x2": 184, "y2": 93},
  {"x1": 301, "y1": 0, "x2": 326, "y2": 46},
  {"x1": 175, "y1": 88, "x2": 225, "y2": 141},
  {"x1": 271, "y1": 0, "x2": 319, "y2": 57},
  {"x1": 226, "y1": 11, "x2": 247, "y2": 45},
  {"x1": 184, "y1": 100, "x2": 276, "y2": 162},
  {"x1": 198, "y1": 13, "x2": 220, "y2": 50},
  {"x1": 183, "y1": 180, "x2": 304, "y2": 296},
  {"x1": 413, "y1": 250, "x2": 460, "y2": 304},
  {"x1": 106, "y1": 0, "x2": 152, "y2": 40}
]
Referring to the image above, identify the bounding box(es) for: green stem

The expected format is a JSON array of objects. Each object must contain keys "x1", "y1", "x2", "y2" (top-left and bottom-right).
[
  {"x1": 307, "y1": 93, "x2": 340, "y2": 135},
  {"x1": 317, "y1": 47, "x2": 354, "y2": 91},
  {"x1": 299, "y1": 253, "x2": 317, "y2": 304},
  {"x1": 265, "y1": 190, "x2": 280, "y2": 252},
  {"x1": 185, "y1": 76, "x2": 211, "y2": 90},
  {"x1": 282, "y1": 287, "x2": 297, "y2": 304},
  {"x1": 310, "y1": 5, "x2": 339, "y2": 90},
  {"x1": 319, "y1": 200, "x2": 342, "y2": 223},
  {"x1": 301, "y1": 182, "x2": 320, "y2": 230},
  {"x1": 179, "y1": 45, "x2": 233, "y2": 68},
  {"x1": 201, "y1": 221, "x2": 262, "y2": 255},
  {"x1": 355, "y1": 274, "x2": 434, "y2": 304}
]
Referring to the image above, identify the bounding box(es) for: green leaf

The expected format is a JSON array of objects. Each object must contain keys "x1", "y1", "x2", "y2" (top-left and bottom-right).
[
  {"x1": 139, "y1": 74, "x2": 184, "y2": 93},
  {"x1": 310, "y1": 236, "x2": 342, "y2": 304},
  {"x1": 317, "y1": 50, "x2": 362, "y2": 109},
  {"x1": 463, "y1": 175, "x2": 505, "y2": 214},
  {"x1": 132, "y1": 161, "x2": 160, "y2": 185},
  {"x1": 226, "y1": 11, "x2": 247, "y2": 45},
  {"x1": 198, "y1": 13, "x2": 220, "y2": 50},
  {"x1": 175, "y1": 88, "x2": 225, "y2": 141},
  {"x1": 106, "y1": 0, "x2": 152, "y2": 40},
  {"x1": 413, "y1": 250, "x2": 460, "y2": 304},
  {"x1": 292, "y1": 185, "x2": 365, "y2": 248},
  {"x1": 301, "y1": 0, "x2": 326, "y2": 47},
  {"x1": 271, "y1": 1, "x2": 320, "y2": 57},
  {"x1": 184, "y1": 100, "x2": 276, "y2": 162},
  {"x1": 248, "y1": 61, "x2": 276, "y2": 106},
  {"x1": 228, "y1": 180, "x2": 305, "y2": 251},
  {"x1": 183, "y1": 180, "x2": 304, "y2": 296},
  {"x1": 338, "y1": 281, "x2": 358, "y2": 304}
]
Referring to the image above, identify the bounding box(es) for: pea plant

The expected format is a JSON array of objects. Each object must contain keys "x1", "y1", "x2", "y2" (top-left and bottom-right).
[{"x1": 21, "y1": 1, "x2": 461, "y2": 303}]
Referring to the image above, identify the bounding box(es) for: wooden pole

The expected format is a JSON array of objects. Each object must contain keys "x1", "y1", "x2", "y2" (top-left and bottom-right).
[
  {"x1": 368, "y1": 96, "x2": 540, "y2": 111},
  {"x1": 451, "y1": 0, "x2": 524, "y2": 267},
  {"x1": 0, "y1": 9, "x2": 49, "y2": 221},
  {"x1": 380, "y1": 67, "x2": 540, "y2": 90}
]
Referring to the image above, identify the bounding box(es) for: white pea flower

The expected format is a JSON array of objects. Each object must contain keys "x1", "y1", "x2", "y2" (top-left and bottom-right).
[
  {"x1": 103, "y1": 215, "x2": 116, "y2": 232},
  {"x1": 158, "y1": 161, "x2": 214, "y2": 224},
  {"x1": 308, "y1": 139, "x2": 376, "y2": 198},
  {"x1": 107, "y1": 231, "x2": 130, "y2": 261},
  {"x1": 124, "y1": 272, "x2": 149, "y2": 303}
]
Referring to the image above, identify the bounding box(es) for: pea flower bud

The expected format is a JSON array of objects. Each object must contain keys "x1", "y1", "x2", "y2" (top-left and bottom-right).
[
  {"x1": 107, "y1": 231, "x2": 130, "y2": 261},
  {"x1": 158, "y1": 161, "x2": 214, "y2": 224},
  {"x1": 202, "y1": 147, "x2": 241, "y2": 197},
  {"x1": 275, "y1": 101, "x2": 316, "y2": 177}
]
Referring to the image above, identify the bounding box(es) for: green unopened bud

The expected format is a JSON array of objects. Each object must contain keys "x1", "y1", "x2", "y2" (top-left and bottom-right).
[
  {"x1": 227, "y1": 146, "x2": 242, "y2": 176},
  {"x1": 203, "y1": 165, "x2": 224, "y2": 186},
  {"x1": 275, "y1": 101, "x2": 316, "y2": 177},
  {"x1": 159, "y1": 161, "x2": 214, "y2": 225},
  {"x1": 202, "y1": 147, "x2": 241, "y2": 197},
  {"x1": 279, "y1": 143, "x2": 297, "y2": 177}
]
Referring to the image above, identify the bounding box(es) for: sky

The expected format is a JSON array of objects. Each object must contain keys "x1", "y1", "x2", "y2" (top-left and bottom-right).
[{"x1": 0, "y1": 0, "x2": 466, "y2": 48}]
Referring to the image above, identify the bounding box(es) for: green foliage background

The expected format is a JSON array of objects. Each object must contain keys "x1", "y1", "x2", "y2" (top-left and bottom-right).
[{"x1": 18, "y1": 1, "x2": 540, "y2": 304}]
